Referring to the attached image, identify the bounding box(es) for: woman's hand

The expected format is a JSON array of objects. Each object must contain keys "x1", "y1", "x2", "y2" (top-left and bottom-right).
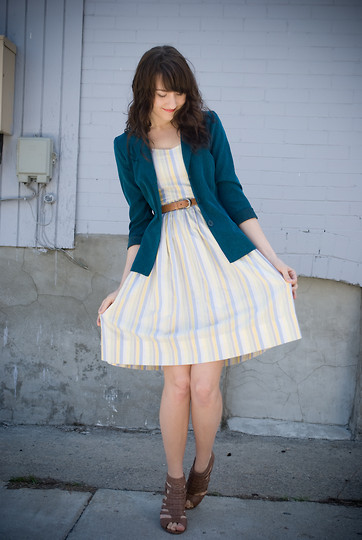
[
  {"x1": 96, "y1": 245, "x2": 140, "y2": 327},
  {"x1": 238, "y1": 219, "x2": 298, "y2": 299},
  {"x1": 271, "y1": 257, "x2": 298, "y2": 299},
  {"x1": 97, "y1": 289, "x2": 120, "y2": 326}
]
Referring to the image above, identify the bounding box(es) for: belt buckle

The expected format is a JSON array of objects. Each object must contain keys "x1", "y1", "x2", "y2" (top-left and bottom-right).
[{"x1": 185, "y1": 198, "x2": 192, "y2": 208}]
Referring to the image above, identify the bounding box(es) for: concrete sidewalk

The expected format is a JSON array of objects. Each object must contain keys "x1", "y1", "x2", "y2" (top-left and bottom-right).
[{"x1": 0, "y1": 425, "x2": 361, "y2": 539}]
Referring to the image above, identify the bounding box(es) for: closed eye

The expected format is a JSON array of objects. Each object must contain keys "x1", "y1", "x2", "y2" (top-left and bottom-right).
[{"x1": 156, "y1": 92, "x2": 184, "y2": 98}]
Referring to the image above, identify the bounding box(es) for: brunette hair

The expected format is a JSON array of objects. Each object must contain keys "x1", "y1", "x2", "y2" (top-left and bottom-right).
[{"x1": 126, "y1": 45, "x2": 210, "y2": 151}]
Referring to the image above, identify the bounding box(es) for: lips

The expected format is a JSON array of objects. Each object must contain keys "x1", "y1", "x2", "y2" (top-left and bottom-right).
[{"x1": 162, "y1": 108, "x2": 176, "y2": 113}]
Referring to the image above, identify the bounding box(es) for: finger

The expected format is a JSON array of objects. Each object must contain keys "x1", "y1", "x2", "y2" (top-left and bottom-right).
[
  {"x1": 281, "y1": 269, "x2": 292, "y2": 282},
  {"x1": 98, "y1": 299, "x2": 110, "y2": 314},
  {"x1": 287, "y1": 267, "x2": 297, "y2": 279},
  {"x1": 98, "y1": 297, "x2": 114, "y2": 316}
]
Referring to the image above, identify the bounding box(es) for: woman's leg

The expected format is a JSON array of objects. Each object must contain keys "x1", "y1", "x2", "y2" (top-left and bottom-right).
[
  {"x1": 159, "y1": 365, "x2": 191, "y2": 533},
  {"x1": 160, "y1": 365, "x2": 191, "y2": 478},
  {"x1": 190, "y1": 361, "x2": 224, "y2": 472}
]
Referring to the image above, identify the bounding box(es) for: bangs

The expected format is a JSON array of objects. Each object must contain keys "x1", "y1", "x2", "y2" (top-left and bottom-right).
[{"x1": 156, "y1": 63, "x2": 191, "y2": 94}]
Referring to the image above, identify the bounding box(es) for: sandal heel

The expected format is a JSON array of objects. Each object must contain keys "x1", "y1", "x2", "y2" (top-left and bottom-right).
[{"x1": 185, "y1": 452, "x2": 215, "y2": 510}]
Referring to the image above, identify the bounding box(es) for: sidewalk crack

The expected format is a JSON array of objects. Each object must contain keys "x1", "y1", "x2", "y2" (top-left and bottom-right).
[{"x1": 64, "y1": 490, "x2": 96, "y2": 539}]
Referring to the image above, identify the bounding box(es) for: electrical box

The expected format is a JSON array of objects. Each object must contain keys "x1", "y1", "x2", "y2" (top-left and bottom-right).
[
  {"x1": 17, "y1": 137, "x2": 54, "y2": 183},
  {"x1": 0, "y1": 36, "x2": 16, "y2": 135}
]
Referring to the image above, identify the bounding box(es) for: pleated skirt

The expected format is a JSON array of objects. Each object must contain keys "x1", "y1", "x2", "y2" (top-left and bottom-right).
[{"x1": 100, "y1": 209, "x2": 301, "y2": 370}]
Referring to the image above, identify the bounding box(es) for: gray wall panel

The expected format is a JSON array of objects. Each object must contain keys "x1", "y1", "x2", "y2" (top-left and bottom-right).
[{"x1": 0, "y1": 0, "x2": 83, "y2": 249}]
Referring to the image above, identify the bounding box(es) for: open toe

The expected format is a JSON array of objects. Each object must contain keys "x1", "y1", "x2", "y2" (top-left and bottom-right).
[{"x1": 160, "y1": 474, "x2": 187, "y2": 535}]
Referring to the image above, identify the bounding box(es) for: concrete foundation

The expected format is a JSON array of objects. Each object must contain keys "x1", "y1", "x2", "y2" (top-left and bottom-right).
[{"x1": 0, "y1": 235, "x2": 361, "y2": 439}]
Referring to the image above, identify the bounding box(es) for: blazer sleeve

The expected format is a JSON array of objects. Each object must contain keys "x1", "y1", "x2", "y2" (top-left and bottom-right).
[
  {"x1": 208, "y1": 111, "x2": 257, "y2": 225},
  {"x1": 114, "y1": 135, "x2": 153, "y2": 248}
]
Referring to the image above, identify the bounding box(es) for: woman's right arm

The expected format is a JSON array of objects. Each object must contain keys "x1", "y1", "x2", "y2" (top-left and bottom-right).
[
  {"x1": 97, "y1": 135, "x2": 151, "y2": 326},
  {"x1": 96, "y1": 244, "x2": 140, "y2": 326}
]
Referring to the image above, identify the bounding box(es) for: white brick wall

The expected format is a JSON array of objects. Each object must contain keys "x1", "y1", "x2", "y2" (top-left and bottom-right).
[{"x1": 77, "y1": 0, "x2": 362, "y2": 286}]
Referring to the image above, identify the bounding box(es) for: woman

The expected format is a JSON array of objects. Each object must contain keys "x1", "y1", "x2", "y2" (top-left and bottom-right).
[{"x1": 97, "y1": 45, "x2": 301, "y2": 535}]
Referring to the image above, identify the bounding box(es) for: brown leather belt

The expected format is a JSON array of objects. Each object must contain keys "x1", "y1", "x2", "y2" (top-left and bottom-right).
[{"x1": 161, "y1": 197, "x2": 197, "y2": 214}]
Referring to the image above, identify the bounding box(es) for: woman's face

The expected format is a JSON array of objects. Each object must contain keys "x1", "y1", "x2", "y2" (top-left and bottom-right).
[{"x1": 150, "y1": 75, "x2": 186, "y2": 126}]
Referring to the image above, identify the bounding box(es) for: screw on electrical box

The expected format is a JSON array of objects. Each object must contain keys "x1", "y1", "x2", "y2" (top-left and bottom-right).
[{"x1": 43, "y1": 193, "x2": 56, "y2": 204}]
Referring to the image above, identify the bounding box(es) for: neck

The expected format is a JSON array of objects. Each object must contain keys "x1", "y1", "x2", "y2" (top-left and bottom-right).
[
  {"x1": 149, "y1": 112, "x2": 178, "y2": 130},
  {"x1": 150, "y1": 120, "x2": 173, "y2": 130}
]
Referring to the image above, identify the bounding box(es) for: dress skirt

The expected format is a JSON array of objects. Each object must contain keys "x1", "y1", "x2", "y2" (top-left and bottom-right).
[{"x1": 100, "y1": 144, "x2": 301, "y2": 370}]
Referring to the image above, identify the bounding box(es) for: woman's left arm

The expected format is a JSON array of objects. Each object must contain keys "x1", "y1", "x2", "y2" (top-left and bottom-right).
[{"x1": 239, "y1": 218, "x2": 298, "y2": 299}]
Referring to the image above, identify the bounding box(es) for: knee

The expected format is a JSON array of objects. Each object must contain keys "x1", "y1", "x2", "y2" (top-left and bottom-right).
[
  {"x1": 166, "y1": 375, "x2": 191, "y2": 402},
  {"x1": 191, "y1": 379, "x2": 220, "y2": 407}
]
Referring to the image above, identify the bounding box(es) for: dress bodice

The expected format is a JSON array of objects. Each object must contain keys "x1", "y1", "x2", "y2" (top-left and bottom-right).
[{"x1": 152, "y1": 144, "x2": 194, "y2": 205}]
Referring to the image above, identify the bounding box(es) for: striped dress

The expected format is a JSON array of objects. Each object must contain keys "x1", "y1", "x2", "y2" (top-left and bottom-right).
[{"x1": 101, "y1": 144, "x2": 301, "y2": 370}]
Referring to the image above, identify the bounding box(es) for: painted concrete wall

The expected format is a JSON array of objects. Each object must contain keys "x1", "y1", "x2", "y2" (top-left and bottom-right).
[
  {"x1": 78, "y1": 0, "x2": 362, "y2": 285},
  {"x1": 225, "y1": 278, "x2": 361, "y2": 440},
  {"x1": 0, "y1": 236, "x2": 361, "y2": 440}
]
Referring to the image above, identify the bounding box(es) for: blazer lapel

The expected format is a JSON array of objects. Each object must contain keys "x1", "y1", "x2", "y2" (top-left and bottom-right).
[
  {"x1": 134, "y1": 139, "x2": 158, "y2": 188},
  {"x1": 181, "y1": 138, "x2": 192, "y2": 173},
  {"x1": 132, "y1": 138, "x2": 161, "y2": 212}
]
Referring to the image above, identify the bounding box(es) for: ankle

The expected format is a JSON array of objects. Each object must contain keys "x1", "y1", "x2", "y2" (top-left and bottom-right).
[
  {"x1": 167, "y1": 469, "x2": 185, "y2": 480},
  {"x1": 194, "y1": 452, "x2": 213, "y2": 473}
]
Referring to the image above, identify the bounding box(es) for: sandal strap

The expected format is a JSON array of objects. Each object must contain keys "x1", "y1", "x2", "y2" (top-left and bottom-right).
[
  {"x1": 187, "y1": 452, "x2": 214, "y2": 496},
  {"x1": 185, "y1": 452, "x2": 215, "y2": 510},
  {"x1": 160, "y1": 474, "x2": 187, "y2": 533}
]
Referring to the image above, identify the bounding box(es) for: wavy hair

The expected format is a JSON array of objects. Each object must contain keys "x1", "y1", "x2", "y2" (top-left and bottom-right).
[{"x1": 126, "y1": 46, "x2": 210, "y2": 151}]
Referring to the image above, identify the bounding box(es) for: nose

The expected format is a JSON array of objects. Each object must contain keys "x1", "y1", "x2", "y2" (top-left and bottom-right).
[{"x1": 166, "y1": 93, "x2": 177, "y2": 109}]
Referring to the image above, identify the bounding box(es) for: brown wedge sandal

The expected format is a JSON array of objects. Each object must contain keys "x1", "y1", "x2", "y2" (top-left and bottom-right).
[
  {"x1": 185, "y1": 452, "x2": 215, "y2": 509},
  {"x1": 160, "y1": 474, "x2": 187, "y2": 535}
]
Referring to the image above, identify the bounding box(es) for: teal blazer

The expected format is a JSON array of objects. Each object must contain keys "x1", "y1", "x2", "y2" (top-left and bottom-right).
[{"x1": 114, "y1": 111, "x2": 257, "y2": 276}]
